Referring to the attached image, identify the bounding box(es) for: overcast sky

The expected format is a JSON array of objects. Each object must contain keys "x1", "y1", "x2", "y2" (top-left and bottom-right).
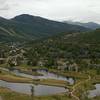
[{"x1": 0, "y1": 0, "x2": 100, "y2": 23}]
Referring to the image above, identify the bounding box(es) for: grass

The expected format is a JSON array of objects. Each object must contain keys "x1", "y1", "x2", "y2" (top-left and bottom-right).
[
  {"x1": 17, "y1": 65, "x2": 88, "y2": 79},
  {"x1": 17, "y1": 67, "x2": 43, "y2": 76},
  {"x1": 0, "y1": 70, "x2": 32, "y2": 83},
  {"x1": 0, "y1": 69, "x2": 69, "y2": 87},
  {"x1": 91, "y1": 96, "x2": 100, "y2": 100},
  {"x1": 49, "y1": 69, "x2": 88, "y2": 79},
  {"x1": 32, "y1": 79, "x2": 70, "y2": 88}
]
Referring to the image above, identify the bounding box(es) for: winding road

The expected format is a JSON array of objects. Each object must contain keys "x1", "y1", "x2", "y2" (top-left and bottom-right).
[{"x1": 70, "y1": 75, "x2": 91, "y2": 100}]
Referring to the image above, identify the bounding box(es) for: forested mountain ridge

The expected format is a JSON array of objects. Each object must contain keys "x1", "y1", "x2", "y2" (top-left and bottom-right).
[
  {"x1": 0, "y1": 14, "x2": 90, "y2": 42},
  {"x1": 64, "y1": 21, "x2": 100, "y2": 29}
]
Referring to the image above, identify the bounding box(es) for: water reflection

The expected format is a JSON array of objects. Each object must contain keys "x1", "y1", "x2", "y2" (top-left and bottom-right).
[
  {"x1": 31, "y1": 85, "x2": 34, "y2": 97},
  {"x1": 0, "y1": 67, "x2": 75, "y2": 85},
  {"x1": 0, "y1": 80, "x2": 67, "y2": 96},
  {"x1": 89, "y1": 84, "x2": 100, "y2": 98}
]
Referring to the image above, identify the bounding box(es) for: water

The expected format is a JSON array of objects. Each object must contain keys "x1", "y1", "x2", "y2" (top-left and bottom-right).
[
  {"x1": 37, "y1": 70, "x2": 74, "y2": 85},
  {"x1": 14, "y1": 70, "x2": 74, "y2": 85},
  {"x1": 0, "y1": 67, "x2": 75, "y2": 85},
  {"x1": 89, "y1": 84, "x2": 100, "y2": 98},
  {"x1": 0, "y1": 80, "x2": 67, "y2": 96}
]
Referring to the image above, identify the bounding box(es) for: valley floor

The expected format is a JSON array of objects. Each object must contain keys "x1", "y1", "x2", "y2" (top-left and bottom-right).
[{"x1": 0, "y1": 66, "x2": 100, "y2": 100}]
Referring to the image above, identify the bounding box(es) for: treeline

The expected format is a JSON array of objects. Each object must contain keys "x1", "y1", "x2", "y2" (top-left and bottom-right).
[{"x1": 24, "y1": 29, "x2": 100, "y2": 69}]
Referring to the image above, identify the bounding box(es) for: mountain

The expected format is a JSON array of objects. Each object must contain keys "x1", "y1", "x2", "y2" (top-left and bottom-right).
[
  {"x1": 0, "y1": 14, "x2": 89, "y2": 42},
  {"x1": 64, "y1": 21, "x2": 100, "y2": 29}
]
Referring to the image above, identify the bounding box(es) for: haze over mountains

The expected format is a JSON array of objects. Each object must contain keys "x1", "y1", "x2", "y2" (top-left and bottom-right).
[
  {"x1": 0, "y1": 14, "x2": 89, "y2": 42},
  {"x1": 64, "y1": 21, "x2": 100, "y2": 30}
]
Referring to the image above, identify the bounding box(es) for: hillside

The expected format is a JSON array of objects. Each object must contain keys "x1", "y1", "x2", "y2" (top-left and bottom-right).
[
  {"x1": 24, "y1": 29, "x2": 100, "y2": 66},
  {"x1": 66, "y1": 29, "x2": 100, "y2": 43},
  {"x1": 0, "y1": 14, "x2": 89, "y2": 42}
]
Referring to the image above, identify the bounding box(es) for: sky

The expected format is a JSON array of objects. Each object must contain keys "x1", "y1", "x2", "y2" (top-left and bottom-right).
[{"x1": 0, "y1": 0, "x2": 100, "y2": 23}]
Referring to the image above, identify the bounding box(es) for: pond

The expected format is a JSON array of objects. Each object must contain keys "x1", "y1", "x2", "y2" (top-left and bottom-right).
[
  {"x1": 0, "y1": 80, "x2": 67, "y2": 96},
  {"x1": 0, "y1": 67, "x2": 75, "y2": 85},
  {"x1": 37, "y1": 69, "x2": 74, "y2": 85},
  {"x1": 89, "y1": 84, "x2": 100, "y2": 98}
]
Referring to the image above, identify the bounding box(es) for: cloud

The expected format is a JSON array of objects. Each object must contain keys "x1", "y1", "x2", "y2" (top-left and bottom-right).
[
  {"x1": 0, "y1": 0, "x2": 100, "y2": 23},
  {"x1": 0, "y1": 5, "x2": 10, "y2": 11},
  {"x1": 0, "y1": 0, "x2": 9, "y2": 11}
]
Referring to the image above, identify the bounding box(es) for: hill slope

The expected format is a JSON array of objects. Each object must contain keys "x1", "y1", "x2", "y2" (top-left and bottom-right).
[
  {"x1": 66, "y1": 29, "x2": 100, "y2": 43},
  {"x1": 0, "y1": 14, "x2": 89, "y2": 42},
  {"x1": 24, "y1": 29, "x2": 100, "y2": 66}
]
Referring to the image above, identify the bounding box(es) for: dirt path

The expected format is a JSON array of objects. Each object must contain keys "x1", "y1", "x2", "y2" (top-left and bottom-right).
[
  {"x1": 70, "y1": 75, "x2": 91, "y2": 100},
  {"x1": 0, "y1": 96, "x2": 2, "y2": 100}
]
